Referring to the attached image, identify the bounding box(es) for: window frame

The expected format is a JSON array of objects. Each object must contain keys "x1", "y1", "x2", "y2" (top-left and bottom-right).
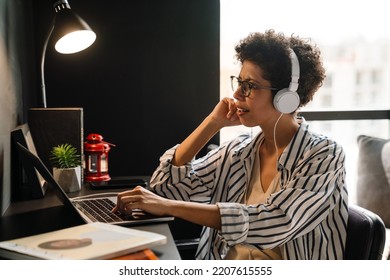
[{"x1": 299, "y1": 110, "x2": 390, "y2": 121}]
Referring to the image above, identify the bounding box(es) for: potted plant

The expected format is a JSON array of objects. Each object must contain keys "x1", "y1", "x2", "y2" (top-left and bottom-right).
[{"x1": 50, "y1": 143, "x2": 82, "y2": 193}]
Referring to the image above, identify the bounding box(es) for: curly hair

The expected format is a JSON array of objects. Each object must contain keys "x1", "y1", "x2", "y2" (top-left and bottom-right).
[{"x1": 234, "y1": 30, "x2": 326, "y2": 107}]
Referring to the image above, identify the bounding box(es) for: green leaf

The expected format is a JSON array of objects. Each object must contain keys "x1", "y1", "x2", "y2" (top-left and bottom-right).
[{"x1": 49, "y1": 143, "x2": 81, "y2": 168}]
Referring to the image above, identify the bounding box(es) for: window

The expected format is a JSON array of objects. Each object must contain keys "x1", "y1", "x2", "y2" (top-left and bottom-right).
[
  {"x1": 323, "y1": 74, "x2": 333, "y2": 88},
  {"x1": 356, "y1": 71, "x2": 363, "y2": 85},
  {"x1": 220, "y1": 0, "x2": 390, "y2": 204},
  {"x1": 371, "y1": 69, "x2": 382, "y2": 84}
]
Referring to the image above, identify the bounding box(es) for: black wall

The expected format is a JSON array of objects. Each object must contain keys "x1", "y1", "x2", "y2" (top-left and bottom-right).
[
  {"x1": 32, "y1": 0, "x2": 220, "y2": 177},
  {"x1": 0, "y1": 0, "x2": 36, "y2": 214}
]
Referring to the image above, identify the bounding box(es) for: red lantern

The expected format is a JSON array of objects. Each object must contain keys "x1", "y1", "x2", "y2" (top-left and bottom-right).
[{"x1": 84, "y1": 133, "x2": 115, "y2": 182}]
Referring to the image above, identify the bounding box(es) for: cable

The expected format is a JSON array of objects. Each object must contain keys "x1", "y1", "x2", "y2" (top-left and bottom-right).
[
  {"x1": 273, "y1": 113, "x2": 284, "y2": 153},
  {"x1": 273, "y1": 113, "x2": 284, "y2": 170}
]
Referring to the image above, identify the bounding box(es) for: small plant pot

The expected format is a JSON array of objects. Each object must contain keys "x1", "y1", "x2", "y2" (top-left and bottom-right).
[{"x1": 53, "y1": 166, "x2": 82, "y2": 193}]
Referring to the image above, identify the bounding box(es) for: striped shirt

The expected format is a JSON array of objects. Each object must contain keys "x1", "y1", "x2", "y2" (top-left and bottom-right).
[{"x1": 150, "y1": 120, "x2": 349, "y2": 260}]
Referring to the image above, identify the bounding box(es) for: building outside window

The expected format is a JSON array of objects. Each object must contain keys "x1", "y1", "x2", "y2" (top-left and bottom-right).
[{"x1": 220, "y1": 0, "x2": 390, "y2": 203}]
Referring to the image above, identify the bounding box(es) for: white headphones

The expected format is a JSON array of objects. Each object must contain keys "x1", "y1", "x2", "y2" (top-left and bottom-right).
[{"x1": 273, "y1": 48, "x2": 300, "y2": 114}]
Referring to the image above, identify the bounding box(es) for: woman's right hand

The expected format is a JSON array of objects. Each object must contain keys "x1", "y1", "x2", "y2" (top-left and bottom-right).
[
  {"x1": 209, "y1": 97, "x2": 242, "y2": 128},
  {"x1": 171, "y1": 98, "x2": 242, "y2": 166}
]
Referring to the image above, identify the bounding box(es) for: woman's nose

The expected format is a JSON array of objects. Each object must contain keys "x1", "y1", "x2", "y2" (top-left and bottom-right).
[{"x1": 233, "y1": 88, "x2": 245, "y2": 100}]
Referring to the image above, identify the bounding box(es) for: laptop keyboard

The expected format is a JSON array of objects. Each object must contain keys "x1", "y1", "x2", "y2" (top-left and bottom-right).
[{"x1": 73, "y1": 198, "x2": 127, "y2": 223}]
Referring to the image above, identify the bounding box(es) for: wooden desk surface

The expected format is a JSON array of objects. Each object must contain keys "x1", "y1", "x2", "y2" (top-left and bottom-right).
[{"x1": 0, "y1": 179, "x2": 181, "y2": 260}]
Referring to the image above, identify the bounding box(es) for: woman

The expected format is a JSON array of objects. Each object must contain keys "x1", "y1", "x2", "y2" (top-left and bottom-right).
[{"x1": 113, "y1": 30, "x2": 348, "y2": 260}]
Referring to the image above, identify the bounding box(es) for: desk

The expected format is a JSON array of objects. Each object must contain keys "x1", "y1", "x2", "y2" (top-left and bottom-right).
[{"x1": 0, "y1": 180, "x2": 181, "y2": 260}]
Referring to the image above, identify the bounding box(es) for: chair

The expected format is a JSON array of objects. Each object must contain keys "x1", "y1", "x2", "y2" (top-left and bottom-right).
[{"x1": 344, "y1": 204, "x2": 386, "y2": 260}]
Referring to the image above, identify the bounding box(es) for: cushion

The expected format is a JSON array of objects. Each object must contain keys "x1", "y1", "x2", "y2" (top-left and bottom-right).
[
  {"x1": 382, "y1": 142, "x2": 390, "y2": 186},
  {"x1": 356, "y1": 135, "x2": 390, "y2": 228}
]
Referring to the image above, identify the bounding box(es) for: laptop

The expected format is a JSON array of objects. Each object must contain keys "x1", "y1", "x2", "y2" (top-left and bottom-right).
[{"x1": 15, "y1": 142, "x2": 174, "y2": 226}]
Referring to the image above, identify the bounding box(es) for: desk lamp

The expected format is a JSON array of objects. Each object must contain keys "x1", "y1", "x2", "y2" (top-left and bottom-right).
[{"x1": 41, "y1": 0, "x2": 96, "y2": 108}]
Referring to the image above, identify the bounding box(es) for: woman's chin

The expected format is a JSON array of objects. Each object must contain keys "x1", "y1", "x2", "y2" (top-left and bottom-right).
[{"x1": 239, "y1": 118, "x2": 257, "y2": 128}]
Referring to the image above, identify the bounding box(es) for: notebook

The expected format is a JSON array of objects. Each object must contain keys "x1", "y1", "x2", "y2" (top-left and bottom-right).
[
  {"x1": 15, "y1": 142, "x2": 174, "y2": 226},
  {"x1": 0, "y1": 222, "x2": 166, "y2": 260}
]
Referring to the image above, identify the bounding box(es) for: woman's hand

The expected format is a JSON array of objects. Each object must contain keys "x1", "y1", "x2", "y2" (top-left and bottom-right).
[
  {"x1": 209, "y1": 97, "x2": 242, "y2": 128},
  {"x1": 112, "y1": 186, "x2": 222, "y2": 229},
  {"x1": 112, "y1": 186, "x2": 170, "y2": 216}
]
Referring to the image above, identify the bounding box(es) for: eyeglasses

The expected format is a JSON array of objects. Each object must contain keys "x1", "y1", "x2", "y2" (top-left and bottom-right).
[{"x1": 230, "y1": 76, "x2": 278, "y2": 97}]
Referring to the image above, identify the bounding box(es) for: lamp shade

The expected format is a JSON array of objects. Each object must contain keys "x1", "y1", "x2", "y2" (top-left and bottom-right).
[
  {"x1": 40, "y1": 0, "x2": 96, "y2": 107},
  {"x1": 51, "y1": 5, "x2": 96, "y2": 54}
]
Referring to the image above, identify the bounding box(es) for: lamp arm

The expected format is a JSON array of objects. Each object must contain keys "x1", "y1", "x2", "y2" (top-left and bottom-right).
[{"x1": 40, "y1": 22, "x2": 55, "y2": 108}]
